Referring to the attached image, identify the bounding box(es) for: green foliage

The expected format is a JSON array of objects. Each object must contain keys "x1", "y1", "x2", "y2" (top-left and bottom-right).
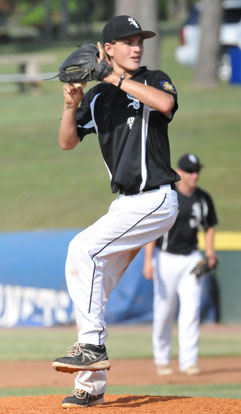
[
  {"x1": 158, "y1": 0, "x2": 200, "y2": 21},
  {"x1": 12, "y1": 0, "x2": 114, "y2": 28},
  {"x1": 0, "y1": 0, "x2": 201, "y2": 30},
  {"x1": 159, "y1": 0, "x2": 168, "y2": 20},
  {"x1": 17, "y1": 3, "x2": 46, "y2": 26}
]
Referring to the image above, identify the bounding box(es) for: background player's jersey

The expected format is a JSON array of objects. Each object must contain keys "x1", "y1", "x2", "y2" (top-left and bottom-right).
[
  {"x1": 75, "y1": 66, "x2": 180, "y2": 195},
  {"x1": 156, "y1": 187, "x2": 218, "y2": 255}
]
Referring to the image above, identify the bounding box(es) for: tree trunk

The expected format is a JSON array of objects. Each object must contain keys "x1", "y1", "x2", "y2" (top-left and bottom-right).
[
  {"x1": 58, "y1": 0, "x2": 70, "y2": 40},
  {"x1": 175, "y1": 0, "x2": 191, "y2": 21},
  {"x1": 168, "y1": 0, "x2": 190, "y2": 21},
  {"x1": 43, "y1": 0, "x2": 53, "y2": 41},
  {"x1": 114, "y1": 0, "x2": 160, "y2": 69},
  {"x1": 194, "y1": 0, "x2": 223, "y2": 88}
]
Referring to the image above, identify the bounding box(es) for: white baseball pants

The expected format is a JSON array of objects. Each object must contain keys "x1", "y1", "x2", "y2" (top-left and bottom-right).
[
  {"x1": 65, "y1": 184, "x2": 178, "y2": 394},
  {"x1": 152, "y1": 249, "x2": 203, "y2": 371}
]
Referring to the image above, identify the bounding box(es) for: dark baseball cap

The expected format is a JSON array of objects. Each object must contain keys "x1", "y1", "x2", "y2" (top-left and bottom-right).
[
  {"x1": 102, "y1": 15, "x2": 156, "y2": 44},
  {"x1": 177, "y1": 153, "x2": 203, "y2": 173}
]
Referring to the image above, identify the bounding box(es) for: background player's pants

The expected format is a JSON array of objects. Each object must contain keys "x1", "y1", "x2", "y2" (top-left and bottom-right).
[
  {"x1": 152, "y1": 250, "x2": 202, "y2": 372},
  {"x1": 65, "y1": 184, "x2": 178, "y2": 395}
]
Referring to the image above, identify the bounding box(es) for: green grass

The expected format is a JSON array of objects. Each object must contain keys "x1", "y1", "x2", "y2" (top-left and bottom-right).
[
  {"x1": 0, "y1": 325, "x2": 240, "y2": 399},
  {"x1": 0, "y1": 324, "x2": 240, "y2": 361},
  {"x1": 108, "y1": 384, "x2": 241, "y2": 399},
  {"x1": 0, "y1": 384, "x2": 240, "y2": 399},
  {"x1": 0, "y1": 35, "x2": 241, "y2": 231},
  {"x1": 0, "y1": 387, "x2": 71, "y2": 397},
  {"x1": 0, "y1": 84, "x2": 113, "y2": 230}
]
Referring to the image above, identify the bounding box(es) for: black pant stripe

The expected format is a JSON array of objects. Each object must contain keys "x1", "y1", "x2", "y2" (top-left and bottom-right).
[{"x1": 88, "y1": 194, "x2": 167, "y2": 316}]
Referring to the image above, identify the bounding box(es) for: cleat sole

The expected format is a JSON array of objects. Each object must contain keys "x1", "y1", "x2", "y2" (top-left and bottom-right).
[
  {"x1": 52, "y1": 360, "x2": 111, "y2": 373},
  {"x1": 62, "y1": 398, "x2": 104, "y2": 408}
]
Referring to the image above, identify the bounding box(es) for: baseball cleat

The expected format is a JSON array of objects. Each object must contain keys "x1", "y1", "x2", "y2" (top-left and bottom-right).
[
  {"x1": 52, "y1": 342, "x2": 111, "y2": 373},
  {"x1": 62, "y1": 389, "x2": 104, "y2": 408},
  {"x1": 156, "y1": 365, "x2": 173, "y2": 376},
  {"x1": 183, "y1": 365, "x2": 201, "y2": 375}
]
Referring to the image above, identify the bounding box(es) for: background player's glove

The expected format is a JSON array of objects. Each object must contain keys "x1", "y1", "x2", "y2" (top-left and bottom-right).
[
  {"x1": 59, "y1": 43, "x2": 112, "y2": 83},
  {"x1": 191, "y1": 258, "x2": 211, "y2": 279}
]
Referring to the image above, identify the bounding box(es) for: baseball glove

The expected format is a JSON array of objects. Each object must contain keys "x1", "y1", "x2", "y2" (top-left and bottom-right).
[
  {"x1": 58, "y1": 43, "x2": 112, "y2": 83},
  {"x1": 191, "y1": 258, "x2": 210, "y2": 279}
]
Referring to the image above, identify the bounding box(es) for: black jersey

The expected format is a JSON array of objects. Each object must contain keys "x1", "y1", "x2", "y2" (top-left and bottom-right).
[
  {"x1": 75, "y1": 66, "x2": 180, "y2": 195},
  {"x1": 156, "y1": 187, "x2": 218, "y2": 255}
]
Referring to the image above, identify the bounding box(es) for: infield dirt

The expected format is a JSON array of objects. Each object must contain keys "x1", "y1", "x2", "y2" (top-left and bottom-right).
[
  {"x1": 1, "y1": 356, "x2": 241, "y2": 413},
  {"x1": 1, "y1": 324, "x2": 241, "y2": 413},
  {"x1": 1, "y1": 393, "x2": 241, "y2": 414}
]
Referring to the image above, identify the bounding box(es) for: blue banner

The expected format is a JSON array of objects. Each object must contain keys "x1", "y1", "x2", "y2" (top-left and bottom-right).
[{"x1": 0, "y1": 230, "x2": 218, "y2": 327}]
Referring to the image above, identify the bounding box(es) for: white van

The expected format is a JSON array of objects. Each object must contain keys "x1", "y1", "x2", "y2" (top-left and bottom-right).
[{"x1": 175, "y1": 0, "x2": 241, "y2": 80}]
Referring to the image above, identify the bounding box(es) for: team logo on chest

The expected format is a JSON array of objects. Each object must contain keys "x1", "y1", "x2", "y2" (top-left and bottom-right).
[
  {"x1": 127, "y1": 117, "x2": 135, "y2": 129},
  {"x1": 189, "y1": 202, "x2": 202, "y2": 229},
  {"x1": 127, "y1": 94, "x2": 140, "y2": 110}
]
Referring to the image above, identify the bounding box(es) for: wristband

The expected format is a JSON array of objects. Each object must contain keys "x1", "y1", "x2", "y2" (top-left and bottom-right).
[{"x1": 118, "y1": 74, "x2": 125, "y2": 88}]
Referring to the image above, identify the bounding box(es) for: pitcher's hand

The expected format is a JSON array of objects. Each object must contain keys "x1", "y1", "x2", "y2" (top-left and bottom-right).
[{"x1": 63, "y1": 83, "x2": 86, "y2": 107}]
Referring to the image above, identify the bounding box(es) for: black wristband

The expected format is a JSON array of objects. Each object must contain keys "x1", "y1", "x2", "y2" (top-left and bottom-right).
[{"x1": 117, "y1": 74, "x2": 125, "y2": 88}]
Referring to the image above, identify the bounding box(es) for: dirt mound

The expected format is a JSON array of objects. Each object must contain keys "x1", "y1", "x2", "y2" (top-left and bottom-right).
[
  {"x1": 1, "y1": 356, "x2": 241, "y2": 413},
  {"x1": 1, "y1": 394, "x2": 241, "y2": 414}
]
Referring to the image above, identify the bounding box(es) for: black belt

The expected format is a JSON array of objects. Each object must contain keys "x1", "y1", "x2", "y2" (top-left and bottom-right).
[{"x1": 119, "y1": 183, "x2": 176, "y2": 196}]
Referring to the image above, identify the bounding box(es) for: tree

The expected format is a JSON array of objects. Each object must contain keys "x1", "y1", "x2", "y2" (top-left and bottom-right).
[
  {"x1": 43, "y1": 0, "x2": 53, "y2": 41},
  {"x1": 58, "y1": 0, "x2": 70, "y2": 40},
  {"x1": 194, "y1": 0, "x2": 223, "y2": 87},
  {"x1": 167, "y1": 0, "x2": 193, "y2": 21},
  {"x1": 114, "y1": 0, "x2": 160, "y2": 69}
]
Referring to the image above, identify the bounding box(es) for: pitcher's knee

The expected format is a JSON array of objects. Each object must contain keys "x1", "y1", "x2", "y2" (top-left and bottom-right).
[{"x1": 67, "y1": 233, "x2": 95, "y2": 271}]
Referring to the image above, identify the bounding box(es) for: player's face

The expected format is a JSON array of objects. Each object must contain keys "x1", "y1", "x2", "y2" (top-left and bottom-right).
[
  {"x1": 105, "y1": 35, "x2": 144, "y2": 73},
  {"x1": 179, "y1": 169, "x2": 200, "y2": 190}
]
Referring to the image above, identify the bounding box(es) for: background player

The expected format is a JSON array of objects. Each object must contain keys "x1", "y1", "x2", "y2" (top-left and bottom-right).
[
  {"x1": 52, "y1": 15, "x2": 179, "y2": 408},
  {"x1": 143, "y1": 153, "x2": 218, "y2": 376}
]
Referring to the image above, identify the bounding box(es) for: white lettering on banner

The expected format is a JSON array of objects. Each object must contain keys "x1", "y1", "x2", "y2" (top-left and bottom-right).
[
  {"x1": 0, "y1": 284, "x2": 74, "y2": 327},
  {"x1": 0, "y1": 285, "x2": 22, "y2": 327}
]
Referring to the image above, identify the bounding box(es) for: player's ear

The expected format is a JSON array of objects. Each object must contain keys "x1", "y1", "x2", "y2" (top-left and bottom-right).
[{"x1": 104, "y1": 42, "x2": 114, "y2": 59}]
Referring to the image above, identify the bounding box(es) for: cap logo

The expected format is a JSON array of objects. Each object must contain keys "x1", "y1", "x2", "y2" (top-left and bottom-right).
[
  {"x1": 188, "y1": 154, "x2": 198, "y2": 164},
  {"x1": 128, "y1": 17, "x2": 140, "y2": 28}
]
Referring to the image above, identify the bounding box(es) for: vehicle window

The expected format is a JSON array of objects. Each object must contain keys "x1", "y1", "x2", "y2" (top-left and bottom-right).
[
  {"x1": 184, "y1": 5, "x2": 241, "y2": 26},
  {"x1": 223, "y1": 9, "x2": 241, "y2": 23},
  {"x1": 185, "y1": 8, "x2": 200, "y2": 25}
]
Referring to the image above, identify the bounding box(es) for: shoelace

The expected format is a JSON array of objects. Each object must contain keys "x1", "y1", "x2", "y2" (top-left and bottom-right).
[
  {"x1": 67, "y1": 342, "x2": 83, "y2": 356},
  {"x1": 71, "y1": 389, "x2": 87, "y2": 400}
]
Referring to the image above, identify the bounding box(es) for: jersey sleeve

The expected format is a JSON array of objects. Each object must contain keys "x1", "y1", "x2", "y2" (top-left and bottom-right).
[
  {"x1": 75, "y1": 89, "x2": 96, "y2": 141},
  {"x1": 146, "y1": 70, "x2": 178, "y2": 120},
  {"x1": 201, "y1": 190, "x2": 218, "y2": 230}
]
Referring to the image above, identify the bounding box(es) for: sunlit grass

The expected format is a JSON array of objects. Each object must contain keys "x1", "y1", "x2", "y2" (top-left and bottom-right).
[{"x1": 0, "y1": 35, "x2": 241, "y2": 230}]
